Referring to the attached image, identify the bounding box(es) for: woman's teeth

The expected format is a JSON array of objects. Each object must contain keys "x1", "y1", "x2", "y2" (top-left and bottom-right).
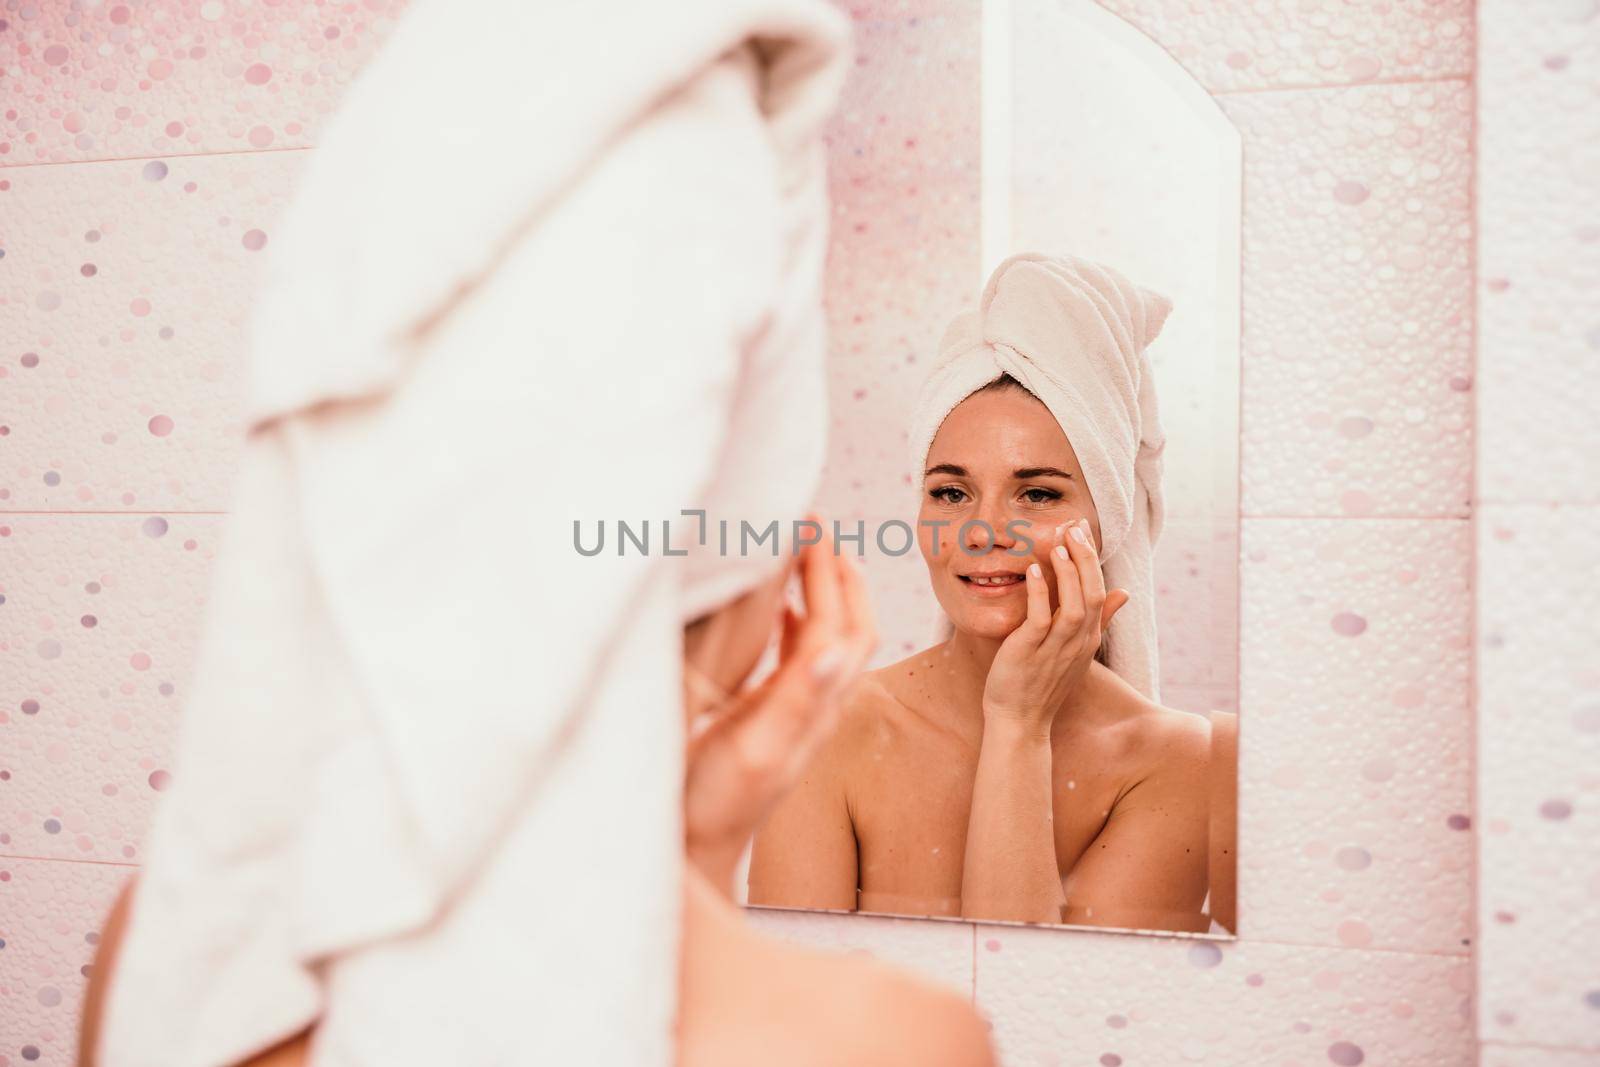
[{"x1": 968, "y1": 575, "x2": 1021, "y2": 586}]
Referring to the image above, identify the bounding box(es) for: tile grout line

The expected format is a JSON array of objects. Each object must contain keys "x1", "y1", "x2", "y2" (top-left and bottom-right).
[
  {"x1": 1211, "y1": 71, "x2": 1473, "y2": 98},
  {"x1": 1479, "y1": 1038, "x2": 1600, "y2": 1056},
  {"x1": 1465, "y1": 10, "x2": 1485, "y2": 1056},
  {"x1": 0, "y1": 852, "x2": 139, "y2": 870},
  {"x1": 0, "y1": 144, "x2": 316, "y2": 172}
]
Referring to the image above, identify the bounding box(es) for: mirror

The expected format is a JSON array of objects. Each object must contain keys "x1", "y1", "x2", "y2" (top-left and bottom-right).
[{"x1": 739, "y1": 0, "x2": 1240, "y2": 936}]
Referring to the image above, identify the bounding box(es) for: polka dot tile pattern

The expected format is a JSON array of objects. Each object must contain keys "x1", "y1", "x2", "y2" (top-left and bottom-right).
[
  {"x1": 973, "y1": 923, "x2": 1473, "y2": 1065},
  {"x1": 818, "y1": 0, "x2": 979, "y2": 518},
  {"x1": 0, "y1": 1, "x2": 1499, "y2": 1064},
  {"x1": 815, "y1": 0, "x2": 979, "y2": 670},
  {"x1": 1478, "y1": 5, "x2": 1600, "y2": 1061},
  {"x1": 745, "y1": 905, "x2": 975, "y2": 994},
  {"x1": 0, "y1": 152, "x2": 305, "y2": 511},
  {"x1": 1240, "y1": 518, "x2": 1472, "y2": 954},
  {"x1": 1221, "y1": 82, "x2": 1474, "y2": 519},
  {"x1": 1477, "y1": 504, "x2": 1600, "y2": 1053},
  {"x1": 0, "y1": 0, "x2": 409, "y2": 165},
  {"x1": 0, "y1": 857, "x2": 129, "y2": 1067},
  {"x1": 1153, "y1": 518, "x2": 1241, "y2": 693},
  {"x1": 0, "y1": 516, "x2": 221, "y2": 862},
  {"x1": 1099, "y1": 0, "x2": 1473, "y2": 93},
  {"x1": 1477, "y1": 0, "x2": 1600, "y2": 507}
]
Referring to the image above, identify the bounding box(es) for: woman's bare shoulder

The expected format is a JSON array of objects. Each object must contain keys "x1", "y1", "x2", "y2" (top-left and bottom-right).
[
  {"x1": 856, "y1": 644, "x2": 957, "y2": 710},
  {"x1": 778, "y1": 944, "x2": 997, "y2": 1067},
  {"x1": 795, "y1": 662, "x2": 901, "y2": 781},
  {"x1": 837, "y1": 648, "x2": 929, "y2": 722},
  {"x1": 1123, "y1": 697, "x2": 1213, "y2": 780},
  {"x1": 844, "y1": 962, "x2": 997, "y2": 1067}
]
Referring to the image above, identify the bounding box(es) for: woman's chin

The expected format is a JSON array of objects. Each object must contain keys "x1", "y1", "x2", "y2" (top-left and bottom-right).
[{"x1": 944, "y1": 602, "x2": 1027, "y2": 641}]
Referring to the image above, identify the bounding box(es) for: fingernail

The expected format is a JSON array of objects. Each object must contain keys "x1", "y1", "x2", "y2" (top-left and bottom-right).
[
  {"x1": 1055, "y1": 523, "x2": 1067, "y2": 540},
  {"x1": 1053, "y1": 544, "x2": 1068, "y2": 559},
  {"x1": 1070, "y1": 524, "x2": 1089, "y2": 545},
  {"x1": 811, "y1": 644, "x2": 846, "y2": 681},
  {"x1": 1028, "y1": 562, "x2": 1042, "y2": 578}
]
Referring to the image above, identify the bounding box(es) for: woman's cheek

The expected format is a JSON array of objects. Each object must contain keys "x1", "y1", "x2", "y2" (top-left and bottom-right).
[{"x1": 915, "y1": 511, "x2": 947, "y2": 570}]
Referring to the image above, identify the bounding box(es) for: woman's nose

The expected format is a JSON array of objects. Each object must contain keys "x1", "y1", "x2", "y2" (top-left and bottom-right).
[{"x1": 963, "y1": 497, "x2": 1017, "y2": 555}]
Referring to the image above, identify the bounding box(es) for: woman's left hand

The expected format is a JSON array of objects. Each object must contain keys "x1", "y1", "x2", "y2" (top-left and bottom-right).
[{"x1": 979, "y1": 517, "x2": 1129, "y2": 734}]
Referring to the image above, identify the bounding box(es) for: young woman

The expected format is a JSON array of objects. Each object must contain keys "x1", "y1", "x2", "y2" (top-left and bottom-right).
[
  {"x1": 749, "y1": 254, "x2": 1221, "y2": 933},
  {"x1": 84, "y1": 531, "x2": 997, "y2": 1067},
  {"x1": 79, "y1": 0, "x2": 996, "y2": 1059}
]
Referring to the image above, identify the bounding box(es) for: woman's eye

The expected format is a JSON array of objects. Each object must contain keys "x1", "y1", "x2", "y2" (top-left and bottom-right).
[
  {"x1": 1020, "y1": 487, "x2": 1062, "y2": 505},
  {"x1": 929, "y1": 486, "x2": 968, "y2": 505}
]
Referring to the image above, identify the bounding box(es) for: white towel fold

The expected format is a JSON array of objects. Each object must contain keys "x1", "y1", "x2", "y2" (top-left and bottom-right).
[
  {"x1": 907, "y1": 252, "x2": 1173, "y2": 702},
  {"x1": 99, "y1": 2, "x2": 848, "y2": 1065}
]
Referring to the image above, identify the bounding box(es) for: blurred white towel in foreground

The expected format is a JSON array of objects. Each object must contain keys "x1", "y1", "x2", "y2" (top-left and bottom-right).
[{"x1": 100, "y1": 2, "x2": 848, "y2": 1064}]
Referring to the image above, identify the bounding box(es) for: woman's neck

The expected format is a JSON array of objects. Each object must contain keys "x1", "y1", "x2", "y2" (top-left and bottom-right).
[{"x1": 934, "y1": 628, "x2": 1131, "y2": 728}]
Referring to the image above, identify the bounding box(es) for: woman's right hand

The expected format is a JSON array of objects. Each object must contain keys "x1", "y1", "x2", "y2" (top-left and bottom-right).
[
  {"x1": 683, "y1": 520, "x2": 877, "y2": 893},
  {"x1": 979, "y1": 517, "x2": 1128, "y2": 735}
]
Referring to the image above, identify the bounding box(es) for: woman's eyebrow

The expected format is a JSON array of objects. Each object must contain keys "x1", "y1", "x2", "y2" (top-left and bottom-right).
[{"x1": 923, "y1": 463, "x2": 1075, "y2": 480}]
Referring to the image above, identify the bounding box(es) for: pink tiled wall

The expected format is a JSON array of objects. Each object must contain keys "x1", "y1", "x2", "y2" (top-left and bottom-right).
[
  {"x1": 1475, "y1": 1, "x2": 1600, "y2": 1060},
  {"x1": 1, "y1": 4, "x2": 404, "y2": 1061},
  {"x1": 1, "y1": 2, "x2": 1562, "y2": 1066}
]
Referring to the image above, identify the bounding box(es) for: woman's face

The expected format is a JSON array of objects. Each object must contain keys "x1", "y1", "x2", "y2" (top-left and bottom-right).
[{"x1": 917, "y1": 384, "x2": 1103, "y2": 641}]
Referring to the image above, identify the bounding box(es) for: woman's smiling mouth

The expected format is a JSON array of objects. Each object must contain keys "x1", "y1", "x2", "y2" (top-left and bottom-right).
[{"x1": 959, "y1": 572, "x2": 1026, "y2": 596}]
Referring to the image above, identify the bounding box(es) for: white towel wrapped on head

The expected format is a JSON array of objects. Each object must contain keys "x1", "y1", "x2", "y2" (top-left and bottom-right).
[
  {"x1": 907, "y1": 252, "x2": 1172, "y2": 702},
  {"x1": 98, "y1": 2, "x2": 849, "y2": 1065}
]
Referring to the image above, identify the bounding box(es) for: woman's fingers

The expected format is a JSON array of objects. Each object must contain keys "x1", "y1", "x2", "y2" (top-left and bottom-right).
[
  {"x1": 721, "y1": 635, "x2": 845, "y2": 770},
  {"x1": 835, "y1": 551, "x2": 879, "y2": 669},
  {"x1": 795, "y1": 515, "x2": 847, "y2": 653},
  {"x1": 1064, "y1": 518, "x2": 1108, "y2": 610},
  {"x1": 707, "y1": 516, "x2": 857, "y2": 753},
  {"x1": 1045, "y1": 526, "x2": 1086, "y2": 643},
  {"x1": 1102, "y1": 588, "x2": 1130, "y2": 630},
  {"x1": 777, "y1": 601, "x2": 805, "y2": 664},
  {"x1": 1021, "y1": 560, "x2": 1051, "y2": 640}
]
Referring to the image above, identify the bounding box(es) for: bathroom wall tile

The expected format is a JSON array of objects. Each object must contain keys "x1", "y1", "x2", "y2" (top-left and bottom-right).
[
  {"x1": 974, "y1": 924, "x2": 1473, "y2": 1066},
  {"x1": 1477, "y1": 1, "x2": 1600, "y2": 508},
  {"x1": 819, "y1": 0, "x2": 979, "y2": 668},
  {"x1": 0, "y1": 0, "x2": 407, "y2": 166},
  {"x1": 819, "y1": 0, "x2": 981, "y2": 530},
  {"x1": 1154, "y1": 517, "x2": 1240, "y2": 695},
  {"x1": 1477, "y1": 503, "x2": 1600, "y2": 1052},
  {"x1": 1161, "y1": 683, "x2": 1238, "y2": 718},
  {"x1": 0, "y1": 856, "x2": 130, "y2": 1067},
  {"x1": 743, "y1": 904, "x2": 975, "y2": 998},
  {"x1": 1221, "y1": 82, "x2": 1473, "y2": 520},
  {"x1": 1099, "y1": 0, "x2": 1473, "y2": 94},
  {"x1": 0, "y1": 515, "x2": 221, "y2": 863},
  {"x1": 1482, "y1": 1044, "x2": 1600, "y2": 1067},
  {"x1": 1238, "y1": 518, "x2": 1473, "y2": 955},
  {"x1": 0, "y1": 152, "x2": 306, "y2": 511}
]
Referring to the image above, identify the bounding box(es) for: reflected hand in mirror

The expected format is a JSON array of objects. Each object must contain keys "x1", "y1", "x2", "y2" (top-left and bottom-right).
[{"x1": 963, "y1": 516, "x2": 1129, "y2": 923}]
